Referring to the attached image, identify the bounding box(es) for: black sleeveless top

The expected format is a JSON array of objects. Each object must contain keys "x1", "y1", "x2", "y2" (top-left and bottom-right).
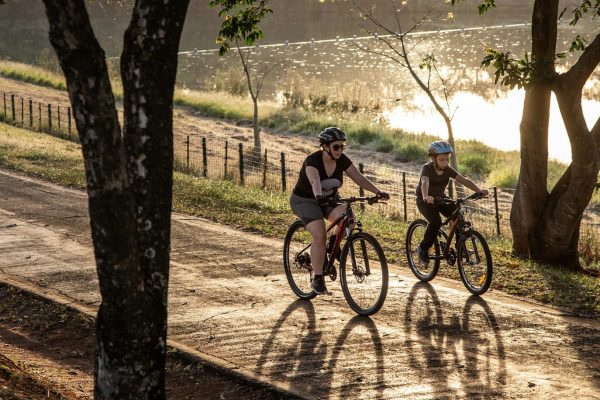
[{"x1": 292, "y1": 151, "x2": 353, "y2": 199}]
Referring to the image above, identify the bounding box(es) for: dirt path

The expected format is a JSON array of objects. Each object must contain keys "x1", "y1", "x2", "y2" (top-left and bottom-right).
[{"x1": 0, "y1": 169, "x2": 599, "y2": 399}]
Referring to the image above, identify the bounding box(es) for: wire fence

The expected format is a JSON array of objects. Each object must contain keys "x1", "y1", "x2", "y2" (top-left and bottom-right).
[{"x1": 3, "y1": 90, "x2": 600, "y2": 261}]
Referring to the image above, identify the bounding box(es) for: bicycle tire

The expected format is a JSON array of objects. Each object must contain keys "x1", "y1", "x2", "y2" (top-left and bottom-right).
[
  {"x1": 339, "y1": 232, "x2": 388, "y2": 316},
  {"x1": 457, "y1": 230, "x2": 493, "y2": 295},
  {"x1": 405, "y1": 219, "x2": 441, "y2": 282},
  {"x1": 283, "y1": 220, "x2": 317, "y2": 300}
]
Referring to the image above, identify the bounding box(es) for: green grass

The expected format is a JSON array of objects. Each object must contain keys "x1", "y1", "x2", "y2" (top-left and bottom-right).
[{"x1": 1, "y1": 120, "x2": 599, "y2": 314}]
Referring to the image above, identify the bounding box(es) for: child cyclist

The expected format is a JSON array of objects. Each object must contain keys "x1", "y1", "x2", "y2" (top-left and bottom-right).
[
  {"x1": 416, "y1": 141, "x2": 488, "y2": 266},
  {"x1": 290, "y1": 127, "x2": 390, "y2": 294}
]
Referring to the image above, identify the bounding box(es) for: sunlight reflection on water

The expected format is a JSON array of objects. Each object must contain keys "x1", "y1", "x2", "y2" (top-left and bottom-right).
[{"x1": 384, "y1": 89, "x2": 600, "y2": 163}]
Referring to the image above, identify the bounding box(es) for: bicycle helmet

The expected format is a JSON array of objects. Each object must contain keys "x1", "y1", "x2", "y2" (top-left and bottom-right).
[
  {"x1": 318, "y1": 127, "x2": 347, "y2": 145},
  {"x1": 428, "y1": 140, "x2": 454, "y2": 156}
]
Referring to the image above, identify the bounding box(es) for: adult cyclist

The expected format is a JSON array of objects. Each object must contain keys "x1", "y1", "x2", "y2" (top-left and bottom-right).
[{"x1": 290, "y1": 127, "x2": 390, "y2": 294}]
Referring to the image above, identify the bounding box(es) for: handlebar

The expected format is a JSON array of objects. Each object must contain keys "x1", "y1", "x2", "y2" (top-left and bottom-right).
[
  {"x1": 338, "y1": 195, "x2": 386, "y2": 205},
  {"x1": 433, "y1": 191, "x2": 487, "y2": 205}
]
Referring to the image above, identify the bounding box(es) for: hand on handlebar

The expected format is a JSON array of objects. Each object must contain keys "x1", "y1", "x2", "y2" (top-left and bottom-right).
[
  {"x1": 316, "y1": 195, "x2": 337, "y2": 208},
  {"x1": 376, "y1": 191, "x2": 390, "y2": 200}
]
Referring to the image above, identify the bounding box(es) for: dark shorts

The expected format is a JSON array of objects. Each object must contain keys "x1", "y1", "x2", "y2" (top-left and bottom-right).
[{"x1": 290, "y1": 193, "x2": 336, "y2": 226}]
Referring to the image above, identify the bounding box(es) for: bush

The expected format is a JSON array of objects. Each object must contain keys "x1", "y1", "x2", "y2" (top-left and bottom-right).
[
  {"x1": 351, "y1": 127, "x2": 377, "y2": 145},
  {"x1": 376, "y1": 137, "x2": 394, "y2": 153},
  {"x1": 394, "y1": 143, "x2": 423, "y2": 162},
  {"x1": 488, "y1": 168, "x2": 518, "y2": 188},
  {"x1": 459, "y1": 154, "x2": 492, "y2": 177},
  {"x1": 213, "y1": 68, "x2": 247, "y2": 97}
]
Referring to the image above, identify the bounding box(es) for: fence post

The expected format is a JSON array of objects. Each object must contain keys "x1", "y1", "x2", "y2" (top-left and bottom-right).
[
  {"x1": 48, "y1": 104, "x2": 52, "y2": 131},
  {"x1": 11, "y1": 94, "x2": 15, "y2": 122},
  {"x1": 67, "y1": 107, "x2": 72, "y2": 136},
  {"x1": 3, "y1": 93, "x2": 6, "y2": 117},
  {"x1": 494, "y1": 186, "x2": 501, "y2": 236},
  {"x1": 262, "y1": 149, "x2": 268, "y2": 188},
  {"x1": 29, "y1": 99, "x2": 33, "y2": 127},
  {"x1": 402, "y1": 171, "x2": 407, "y2": 222},
  {"x1": 186, "y1": 135, "x2": 190, "y2": 170},
  {"x1": 20, "y1": 97, "x2": 24, "y2": 125},
  {"x1": 224, "y1": 140, "x2": 228, "y2": 178},
  {"x1": 280, "y1": 152, "x2": 286, "y2": 192},
  {"x1": 359, "y1": 163, "x2": 365, "y2": 212},
  {"x1": 38, "y1": 103, "x2": 42, "y2": 128},
  {"x1": 202, "y1": 137, "x2": 207, "y2": 178},
  {"x1": 57, "y1": 106, "x2": 61, "y2": 130},
  {"x1": 239, "y1": 143, "x2": 245, "y2": 185}
]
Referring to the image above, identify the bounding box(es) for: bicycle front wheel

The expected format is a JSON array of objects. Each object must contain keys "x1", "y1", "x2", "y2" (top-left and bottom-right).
[
  {"x1": 339, "y1": 232, "x2": 388, "y2": 316},
  {"x1": 283, "y1": 220, "x2": 317, "y2": 300},
  {"x1": 405, "y1": 219, "x2": 440, "y2": 282},
  {"x1": 457, "y1": 230, "x2": 493, "y2": 295}
]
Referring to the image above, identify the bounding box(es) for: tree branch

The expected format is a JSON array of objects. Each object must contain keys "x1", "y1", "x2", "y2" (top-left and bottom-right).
[{"x1": 562, "y1": 33, "x2": 600, "y2": 89}]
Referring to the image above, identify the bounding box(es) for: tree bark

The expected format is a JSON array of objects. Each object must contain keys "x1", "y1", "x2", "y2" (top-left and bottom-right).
[
  {"x1": 43, "y1": 0, "x2": 190, "y2": 398},
  {"x1": 510, "y1": 0, "x2": 600, "y2": 268},
  {"x1": 510, "y1": 0, "x2": 557, "y2": 258}
]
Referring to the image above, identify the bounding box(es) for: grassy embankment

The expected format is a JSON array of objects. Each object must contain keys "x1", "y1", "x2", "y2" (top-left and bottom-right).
[
  {"x1": 0, "y1": 120, "x2": 598, "y2": 314},
  {"x1": 2, "y1": 59, "x2": 593, "y2": 203}
]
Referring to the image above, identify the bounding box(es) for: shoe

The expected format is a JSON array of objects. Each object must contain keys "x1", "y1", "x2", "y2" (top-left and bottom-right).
[
  {"x1": 417, "y1": 245, "x2": 430, "y2": 266},
  {"x1": 311, "y1": 274, "x2": 327, "y2": 294}
]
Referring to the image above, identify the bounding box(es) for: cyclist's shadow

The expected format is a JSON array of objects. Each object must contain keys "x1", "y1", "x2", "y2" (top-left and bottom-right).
[
  {"x1": 255, "y1": 301, "x2": 385, "y2": 399},
  {"x1": 319, "y1": 315, "x2": 385, "y2": 399},
  {"x1": 404, "y1": 282, "x2": 507, "y2": 398},
  {"x1": 255, "y1": 300, "x2": 328, "y2": 394}
]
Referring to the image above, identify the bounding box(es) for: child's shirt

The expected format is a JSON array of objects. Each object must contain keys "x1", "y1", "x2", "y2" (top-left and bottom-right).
[{"x1": 415, "y1": 161, "x2": 458, "y2": 199}]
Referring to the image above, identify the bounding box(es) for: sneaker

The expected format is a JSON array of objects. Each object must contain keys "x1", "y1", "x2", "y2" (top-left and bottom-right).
[
  {"x1": 417, "y1": 245, "x2": 430, "y2": 266},
  {"x1": 311, "y1": 274, "x2": 327, "y2": 294}
]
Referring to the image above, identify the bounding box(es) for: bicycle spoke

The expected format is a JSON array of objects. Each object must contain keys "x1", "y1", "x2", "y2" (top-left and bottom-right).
[
  {"x1": 283, "y1": 221, "x2": 317, "y2": 300},
  {"x1": 340, "y1": 233, "x2": 388, "y2": 316}
]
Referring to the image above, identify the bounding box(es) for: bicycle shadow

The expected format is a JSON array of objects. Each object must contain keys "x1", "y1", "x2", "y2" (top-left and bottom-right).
[
  {"x1": 254, "y1": 299, "x2": 328, "y2": 394},
  {"x1": 254, "y1": 300, "x2": 385, "y2": 398},
  {"x1": 404, "y1": 282, "x2": 507, "y2": 399},
  {"x1": 318, "y1": 315, "x2": 385, "y2": 399}
]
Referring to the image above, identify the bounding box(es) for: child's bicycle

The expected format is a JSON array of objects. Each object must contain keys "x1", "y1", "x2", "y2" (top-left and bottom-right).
[
  {"x1": 283, "y1": 196, "x2": 389, "y2": 316},
  {"x1": 405, "y1": 192, "x2": 493, "y2": 295}
]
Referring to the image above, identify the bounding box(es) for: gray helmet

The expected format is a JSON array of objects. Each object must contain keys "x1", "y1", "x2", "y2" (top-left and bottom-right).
[
  {"x1": 428, "y1": 140, "x2": 453, "y2": 156},
  {"x1": 318, "y1": 127, "x2": 347, "y2": 145}
]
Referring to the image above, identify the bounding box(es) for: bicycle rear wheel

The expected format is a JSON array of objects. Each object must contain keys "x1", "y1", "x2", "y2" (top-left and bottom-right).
[
  {"x1": 405, "y1": 219, "x2": 440, "y2": 282},
  {"x1": 457, "y1": 230, "x2": 493, "y2": 295},
  {"x1": 340, "y1": 232, "x2": 388, "y2": 316},
  {"x1": 283, "y1": 220, "x2": 317, "y2": 300}
]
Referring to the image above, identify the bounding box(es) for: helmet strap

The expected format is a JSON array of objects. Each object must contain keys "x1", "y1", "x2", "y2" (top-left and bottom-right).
[{"x1": 324, "y1": 146, "x2": 336, "y2": 160}]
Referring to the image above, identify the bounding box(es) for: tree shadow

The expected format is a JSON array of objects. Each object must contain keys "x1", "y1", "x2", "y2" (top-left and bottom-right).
[{"x1": 404, "y1": 282, "x2": 506, "y2": 399}]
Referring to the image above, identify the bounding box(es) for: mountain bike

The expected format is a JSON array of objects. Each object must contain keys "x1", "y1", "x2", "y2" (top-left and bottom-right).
[
  {"x1": 283, "y1": 196, "x2": 389, "y2": 316},
  {"x1": 405, "y1": 192, "x2": 493, "y2": 295}
]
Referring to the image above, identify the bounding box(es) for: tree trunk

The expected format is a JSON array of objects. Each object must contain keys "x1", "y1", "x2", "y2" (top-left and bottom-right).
[
  {"x1": 444, "y1": 115, "x2": 459, "y2": 197},
  {"x1": 510, "y1": 0, "x2": 557, "y2": 258},
  {"x1": 253, "y1": 96, "x2": 261, "y2": 152},
  {"x1": 43, "y1": 0, "x2": 190, "y2": 398}
]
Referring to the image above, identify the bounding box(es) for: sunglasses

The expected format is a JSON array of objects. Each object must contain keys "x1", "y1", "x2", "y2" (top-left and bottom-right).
[{"x1": 330, "y1": 144, "x2": 346, "y2": 151}]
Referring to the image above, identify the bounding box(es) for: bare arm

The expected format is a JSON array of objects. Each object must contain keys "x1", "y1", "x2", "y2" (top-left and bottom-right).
[
  {"x1": 420, "y1": 175, "x2": 433, "y2": 203},
  {"x1": 345, "y1": 164, "x2": 381, "y2": 194},
  {"x1": 306, "y1": 166, "x2": 322, "y2": 197},
  {"x1": 455, "y1": 174, "x2": 488, "y2": 195}
]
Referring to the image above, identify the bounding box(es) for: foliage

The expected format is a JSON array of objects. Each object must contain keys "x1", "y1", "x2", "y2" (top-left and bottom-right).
[
  {"x1": 459, "y1": 153, "x2": 492, "y2": 177},
  {"x1": 209, "y1": 0, "x2": 272, "y2": 56},
  {"x1": 481, "y1": 49, "x2": 535, "y2": 89}
]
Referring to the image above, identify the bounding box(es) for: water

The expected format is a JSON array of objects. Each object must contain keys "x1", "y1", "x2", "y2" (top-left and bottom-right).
[{"x1": 1, "y1": 0, "x2": 598, "y2": 162}]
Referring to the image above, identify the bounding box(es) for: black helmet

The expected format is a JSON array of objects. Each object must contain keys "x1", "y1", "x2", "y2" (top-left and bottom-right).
[{"x1": 318, "y1": 127, "x2": 347, "y2": 145}]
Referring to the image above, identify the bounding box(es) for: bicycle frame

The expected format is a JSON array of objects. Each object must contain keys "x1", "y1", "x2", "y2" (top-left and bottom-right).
[
  {"x1": 435, "y1": 198, "x2": 481, "y2": 264},
  {"x1": 295, "y1": 199, "x2": 366, "y2": 274}
]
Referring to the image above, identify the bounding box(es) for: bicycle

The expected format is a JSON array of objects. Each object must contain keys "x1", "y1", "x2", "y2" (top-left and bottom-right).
[
  {"x1": 405, "y1": 192, "x2": 493, "y2": 295},
  {"x1": 283, "y1": 196, "x2": 389, "y2": 316}
]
